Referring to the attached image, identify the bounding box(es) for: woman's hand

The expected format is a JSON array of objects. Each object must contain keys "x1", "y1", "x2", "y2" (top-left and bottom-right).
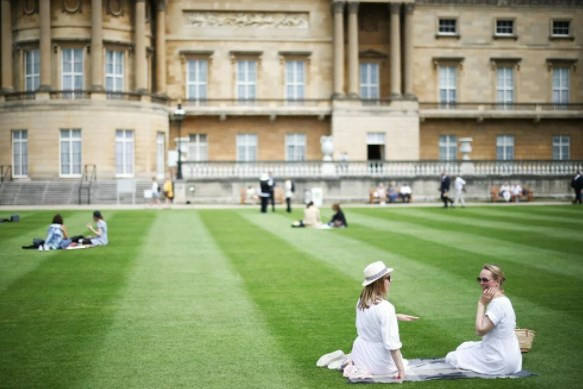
[
  {"x1": 479, "y1": 288, "x2": 496, "y2": 305},
  {"x1": 393, "y1": 371, "x2": 406, "y2": 381},
  {"x1": 397, "y1": 314, "x2": 419, "y2": 322},
  {"x1": 86, "y1": 223, "x2": 92, "y2": 229}
]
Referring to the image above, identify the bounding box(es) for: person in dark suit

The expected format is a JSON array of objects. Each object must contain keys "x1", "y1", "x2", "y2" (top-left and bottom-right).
[
  {"x1": 440, "y1": 171, "x2": 455, "y2": 208},
  {"x1": 259, "y1": 174, "x2": 271, "y2": 213},
  {"x1": 267, "y1": 171, "x2": 276, "y2": 212},
  {"x1": 571, "y1": 171, "x2": 583, "y2": 205}
]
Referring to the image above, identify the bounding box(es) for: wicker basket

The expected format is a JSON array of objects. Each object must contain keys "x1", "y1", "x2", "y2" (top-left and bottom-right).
[{"x1": 515, "y1": 328, "x2": 536, "y2": 353}]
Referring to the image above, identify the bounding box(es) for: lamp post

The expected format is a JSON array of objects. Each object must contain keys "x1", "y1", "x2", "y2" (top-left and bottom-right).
[{"x1": 174, "y1": 103, "x2": 185, "y2": 180}]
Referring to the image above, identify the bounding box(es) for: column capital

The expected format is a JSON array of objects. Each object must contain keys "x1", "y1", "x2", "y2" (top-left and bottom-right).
[
  {"x1": 331, "y1": 1, "x2": 344, "y2": 13},
  {"x1": 157, "y1": 0, "x2": 167, "y2": 11},
  {"x1": 404, "y1": 3, "x2": 415, "y2": 14},
  {"x1": 347, "y1": 1, "x2": 359, "y2": 13},
  {"x1": 389, "y1": 3, "x2": 401, "y2": 13}
]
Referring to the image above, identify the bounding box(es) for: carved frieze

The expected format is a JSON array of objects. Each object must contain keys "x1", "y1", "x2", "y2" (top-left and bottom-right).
[
  {"x1": 62, "y1": 0, "x2": 82, "y2": 14},
  {"x1": 23, "y1": 0, "x2": 38, "y2": 15},
  {"x1": 185, "y1": 11, "x2": 309, "y2": 29}
]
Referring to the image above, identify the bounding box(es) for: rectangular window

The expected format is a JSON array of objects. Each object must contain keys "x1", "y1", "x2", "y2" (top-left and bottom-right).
[
  {"x1": 360, "y1": 63, "x2": 380, "y2": 100},
  {"x1": 439, "y1": 66, "x2": 457, "y2": 106},
  {"x1": 438, "y1": 19, "x2": 457, "y2": 35},
  {"x1": 496, "y1": 135, "x2": 515, "y2": 161},
  {"x1": 552, "y1": 135, "x2": 570, "y2": 160},
  {"x1": 60, "y1": 129, "x2": 82, "y2": 176},
  {"x1": 439, "y1": 135, "x2": 457, "y2": 161},
  {"x1": 24, "y1": 49, "x2": 40, "y2": 91},
  {"x1": 12, "y1": 130, "x2": 28, "y2": 177},
  {"x1": 237, "y1": 60, "x2": 257, "y2": 101},
  {"x1": 105, "y1": 50, "x2": 124, "y2": 93},
  {"x1": 496, "y1": 20, "x2": 514, "y2": 36},
  {"x1": 552, "y1": 20, "x2": 570, "y2": 37},
  {"x1": 285, "y1": 133, "x2": 306, "y2": 161},
  {"x1": 552, "y1": 68, "x2": 569, "y2": 104},
  {"x1": 285, "y1": 60, "x2": 305, "y2": 101},
  {"x1": 188, "y1": 134, "x2": 208, "y2": 161},
  {"x1": 115, "y1": 129, "x2": 134, "y2": 176},
  {"x1": 187, "y1": 59, "x2": 208, "y2": 101},
  {"x1": 237, "y1": 134, "x2": 257, "y2": 162},
  {"x1": 496, "y1": 67, "x2": 514, "y2": 107},
  {"x1": 61, "y1": 48, "x2": 84, "y2": 97},
  {"x1": 156, "y1": 132, "x2": 165, "y2": 179}
]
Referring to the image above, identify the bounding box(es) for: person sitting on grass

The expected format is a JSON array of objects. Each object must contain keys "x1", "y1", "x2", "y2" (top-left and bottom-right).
[
  {"x1": 445, "y1": 264, "x2": 522, "y2": 375},
  {"x1": 71, "y1": 210, "x2": 108, "y2": 246},
  {"x1": 328, "y1": 203, "x2": 348, "y2": 228},
  {"x1": 344, "y1": 261, "x2": 419, "y2": 380},
  {"x1": 37, "y1": 214, "x2": 71, "y2": 250},
  {"x1": 291, "y1": 201, "x2": 321, "y2": 228}
]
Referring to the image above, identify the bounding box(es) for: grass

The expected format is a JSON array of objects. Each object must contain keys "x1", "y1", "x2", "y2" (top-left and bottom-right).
[{"x1": 0, "y1": 205, "x2": 582, "y2": 388}]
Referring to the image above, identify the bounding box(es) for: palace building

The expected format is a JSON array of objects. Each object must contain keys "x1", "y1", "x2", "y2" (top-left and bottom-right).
[{"x1": 0, "y1": 0, "x2": 581, "y2": 184}]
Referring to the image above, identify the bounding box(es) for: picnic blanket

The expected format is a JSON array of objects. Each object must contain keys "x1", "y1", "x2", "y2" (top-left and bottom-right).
[
  {"x1": 65, "y1": 244, "x2": 95, "y2": 250},
  {"x1": 318, "y1": 351, "x2": 535, "y2": 383}
]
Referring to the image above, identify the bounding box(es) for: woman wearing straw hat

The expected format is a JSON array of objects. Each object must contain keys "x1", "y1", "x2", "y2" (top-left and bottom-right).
[
  {"x1": 445, "y1": 264, "x2": 522, "y2": 375},
  {"x1": 349, "y1": 261, "x2": 418, "y2": 380}
]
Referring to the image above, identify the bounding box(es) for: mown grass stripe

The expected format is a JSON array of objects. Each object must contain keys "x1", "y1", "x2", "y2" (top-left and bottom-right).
[
  {"x1": 0, "y1": 211, "x2": 154, "y2": 388},
  {"x1": 399, "y1": 207, "x2": 581, "y2": 242},
  {"x1": 85, "y1": 210, "x2": 306, "y2": 389},
  {"x1": 460, "y1": 206, "x2": 583, "y2": 227},
  {"x1": 201, "y1": 210, "x2": 367, "y2": 387},
  {"x1": 351, "y1": 208, "x2": 583, "y2": 279}
]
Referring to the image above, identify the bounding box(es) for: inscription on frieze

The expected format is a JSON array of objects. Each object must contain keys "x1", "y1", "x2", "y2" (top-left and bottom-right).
[{"x1": 185, "y1": 11, "x2": 309, "y2": 29}]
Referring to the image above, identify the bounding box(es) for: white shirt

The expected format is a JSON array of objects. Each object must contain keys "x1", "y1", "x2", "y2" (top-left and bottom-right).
[{"x1": 455, "y1": 177, "x2": 466, "y2": 191}]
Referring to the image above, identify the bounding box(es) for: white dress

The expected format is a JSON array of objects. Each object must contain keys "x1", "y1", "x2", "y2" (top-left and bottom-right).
[
  {"x1": 445, "y1": 296, "x2": 522, "y2": 375},
  {"x1": 350, "y1": 299, "x2": 408, "y2": 375}
]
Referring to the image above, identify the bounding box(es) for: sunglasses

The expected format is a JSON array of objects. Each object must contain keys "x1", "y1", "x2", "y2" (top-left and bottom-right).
[{"x1": 476, "y1": 277, "x2": 492, "y2": 283}]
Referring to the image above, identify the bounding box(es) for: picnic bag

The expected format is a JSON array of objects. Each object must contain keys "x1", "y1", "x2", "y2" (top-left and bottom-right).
[{"x1": 515, "y1": 328, "x2": 535, "y2": 353}]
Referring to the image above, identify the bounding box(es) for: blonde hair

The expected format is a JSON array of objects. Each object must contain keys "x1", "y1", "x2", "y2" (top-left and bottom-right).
[
  {"x1": 358, "y1": 277, "x2": 387, "y2": 310},
  {"x1": 483, "y1": 264, "x2": 506, "y2": 290}
]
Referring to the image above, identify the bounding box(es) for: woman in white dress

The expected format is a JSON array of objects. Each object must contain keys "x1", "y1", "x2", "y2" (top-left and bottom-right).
[
  {"x1": 350, "y1": 261, "x2": 418, "y2": 379},
  {"x1": 446, "y1": 264, "x2": 522, "y2": 375}
]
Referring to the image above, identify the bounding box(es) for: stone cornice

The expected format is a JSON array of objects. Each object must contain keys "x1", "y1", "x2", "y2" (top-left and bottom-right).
[{"x1": 416, "y1": 0, "x2": 583, "y2": 6}]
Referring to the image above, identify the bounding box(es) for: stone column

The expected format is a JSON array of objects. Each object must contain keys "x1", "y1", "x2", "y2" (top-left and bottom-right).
[
  {"x1": 39, "y1": 0, "x2": 52, "y2": 91},
  {"x1": 347, "y1": 2, "x2": 359, "y2": 98},
  {"x1": 91, "y1": 0, "x2": 104, "y2": 91},
  {"x1": 135, "y1": 0, "x2": 147, "y2": 92},
  {"x1": 1, "y1": 0, "x2": 13, "y2": 91},
  {"x1": 155, "y1": 0, "x2": 167, "y2": 95},
  {"x1": 332, "y1": 1, "x2": 344, "y2": 97},
  {"x1": 403, "y1": 4, "x2": 415, "y2": 98},
  {"x1": 390, "y1": 3, "x2": 401, "y2": 98}
]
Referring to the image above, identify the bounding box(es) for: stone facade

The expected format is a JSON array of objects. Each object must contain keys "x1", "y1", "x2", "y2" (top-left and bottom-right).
[{"x1": 0, "y1": 0, "x2": 581, "y2": 181}]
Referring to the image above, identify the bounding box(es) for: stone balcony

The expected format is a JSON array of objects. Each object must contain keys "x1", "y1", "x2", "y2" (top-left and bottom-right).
[
  {"x1": 419, "y1": 102, "x2": 583, "y2": 121},
  {"x1": 0, "y1": 90, "x2": 169, "y2": 105}
]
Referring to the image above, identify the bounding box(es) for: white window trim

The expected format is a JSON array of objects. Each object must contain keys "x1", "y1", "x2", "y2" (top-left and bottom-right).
[
  {"x1": 552, "y1": 135, "x2": 570, "y2": 160},
  {"x1": 186, "y1": 59, "x2": 208, "y2": 100},
  {"x1": 12, "y1": 130, "x2": 28, "y2": 178},
  {"x1": 105, "y1": 50, "x2": 124, "y2": 92},
  {"x1": 494, "y1": 18, "x2": 517, "y2": 39},
  {"x1": 496, "y1": 135, "x2": 515, "y2": 161},
  {"x1": 285, "y1": 133, "x2": 307, "y2": 161},
  {"x1": 285, "y1": 60, "x2": 306, "y2": 101},
  {"x1": 59, "y1": 129, "x2": 82, "y2": 178},
  {"x1": 24, "y1": 49, "x2": 40, "y2": 92},
  {"x1": 436, "y1": 17, "x2": 459, "y2": 37},
  {"x1": 438, "y1": 65, "x2": 457, "y2": 104},
  {"x1": 496, "y1": 67, "x2": 514, "y2": 104},
  {"x1": 236, "y1": 134, "x2": 258, "y2": 162},
  {"x1": 188, "y1": 134, "x2": 208, "y2": 162},
  {"x1": 360, "y1": 63, "x2": 380, "y2": 100},
  {"x1": 552, "y1": 67, "x2": 570, "y2": 104},
  {"x1": 115, "y1": 129, "x2": 135, "y2": 178},
  {"x1": 550, "y1": 19, "x2": 572, "y2": 38},
  {"x1": 61, "y1": 48, "x2": 84, "y2": 92},
  {"x1": 236, "y1": 60, "x2": 257, "y2": 101},
  {"x1": 439, "y1": 135, "x2": 457, "y2": 161}
]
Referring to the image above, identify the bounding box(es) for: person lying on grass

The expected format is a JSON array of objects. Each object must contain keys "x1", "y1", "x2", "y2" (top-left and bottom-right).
[
  {"x1": 445, "y1": 264, "x2": 522, "y2": 375},
  {"x1": 345, "y1": 261, "x2": 419, "y2": 381},
  {"x1": 69, "y1": 210, "x2": 109, "y2": 247}
]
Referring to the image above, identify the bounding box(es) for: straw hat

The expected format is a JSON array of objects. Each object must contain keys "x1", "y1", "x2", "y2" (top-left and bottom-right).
[{"x1": 362, "y1": 261, "x2": 394, "y2": 286}]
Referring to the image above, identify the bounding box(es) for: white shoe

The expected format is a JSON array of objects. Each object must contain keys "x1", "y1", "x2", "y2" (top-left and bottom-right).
[
  {"x1": 316, "y1": 350, "x2": 345, "y2": 367},
  {"x1": 38, "y1": 246, "x2": 44, "y2": 251}
]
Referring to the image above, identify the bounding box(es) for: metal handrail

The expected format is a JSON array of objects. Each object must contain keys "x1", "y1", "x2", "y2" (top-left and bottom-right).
[
  {"x1": 78, "y1": 164, "x2": 97, "y2": 205},
  {"x1": 419, "y1": 102, "x2": 583, "y2": 111},
  {"x1": 0, "y1": 165, "x2": 12, "y2": 183}
]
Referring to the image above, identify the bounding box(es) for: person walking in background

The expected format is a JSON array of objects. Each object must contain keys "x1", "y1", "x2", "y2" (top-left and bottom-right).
[
  {"x1": 151, "y1": 177, "x2": 161, "y2": 206},
  {"x1": 284, "y1": 178, "x2": 295, "y2": 213},
  {"x1": 259, "y1": 174, "x2": 271, "y2": 213},
  {"x1": 439, "y1": 171, "x2": 454, "y2": 208},
  {"x1": 163, "y1": 176, "x2": 174, "y2": 206},
  {"x1": 571, "y1": 171, "x2": 582, "y2": 204},
  {"x1": 267, "y1": 171, "x2": 276, "y2": 212},
  {"x1": 454, "y1": 176, "x2": 467, "y2": 208},
  {"x1": 445, "y1": 264, "x2": 522, "y2": 375}
]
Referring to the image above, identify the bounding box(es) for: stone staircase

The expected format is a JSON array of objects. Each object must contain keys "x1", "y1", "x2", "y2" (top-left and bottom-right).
[{"x1": 0, "y1": 180, "x2": 152, "y2": 206}]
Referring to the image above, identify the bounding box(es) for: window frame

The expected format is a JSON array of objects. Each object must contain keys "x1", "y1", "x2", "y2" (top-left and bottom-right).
[
  {"x1": 285, "y1": 60, "x2": 306, "y2": 102},
  {"x1": 496, "y1": 66, "x2": 514, "y2": 107},
  {"x1": 59, "y1": 129, "x2": 83, "y2": 178},
  {"x1": 438, "y1": 135, "x2": 457, "y2": 161},
  {"x1": 550, "y1": 19, "x2": 572, "y2": 39},
  {"x1": 285, "y1": 133, "x2": 307, "y2": 162},
  {"x1": 115, "y1": 129, "x2": 135, "y2": 178},
  {"x1": 438, "y1": 65, "x2": 457, "y2": 106},
  {"x1": 236, "y1": 60, "x2": 257, "y2": 101},
  {"x1": 552, "y1": 135, "x2": 570, "y2": 160},
  {"x1": 61, "y1": 47, "x2": 84, "y2": 95},
  {"x1": 188, "y1": 133, "x2": 208, "y2": 162},
  {"x1": 436, "y1": 17, "x2": 459, "y2": 38},
  {"x1": 236, "y1": 134, "x2": 258, "y2": 162},
  {"x1": 24, "y1": 49, "x2": 40, "y2": 92},
  {"x1": 186, "y1": 59, "x2": 208, "y2": 101},
  {"x1": 105, "y1": 49, "x2": 125, "y2": 93},
  {"x1": 494, "y1": 18, "x2": 517, "y2": 39},
  {"x1": 360, "y1": 62, "x2": 380, "y2": 100},
  {"x1": 496, "y1": 135, "x2": 515, "y2": 161},
  {"x1": 12, "y1": 130, "x2": 29, "y2": 178},
  {"x1": 551, "y1": 67, "x2": 570, "y2": 105}
]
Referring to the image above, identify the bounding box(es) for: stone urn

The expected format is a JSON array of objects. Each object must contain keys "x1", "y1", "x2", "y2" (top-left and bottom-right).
[{"x1": 320, "y1": 136, "x2": 334, "y2": 162}]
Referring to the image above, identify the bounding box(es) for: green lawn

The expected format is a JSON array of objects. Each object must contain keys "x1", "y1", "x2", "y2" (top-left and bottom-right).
[{"x1": 0, "y1": 205, "x2": 581, "y2": 388}]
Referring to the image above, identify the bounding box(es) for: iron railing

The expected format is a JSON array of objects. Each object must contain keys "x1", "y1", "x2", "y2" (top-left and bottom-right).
[
  {"x1": 78, "y1": 164, "x2": 97, "y2": 205},
  {"x1": 0, "y1": 165, "x2": 12, "y2": 183}
]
